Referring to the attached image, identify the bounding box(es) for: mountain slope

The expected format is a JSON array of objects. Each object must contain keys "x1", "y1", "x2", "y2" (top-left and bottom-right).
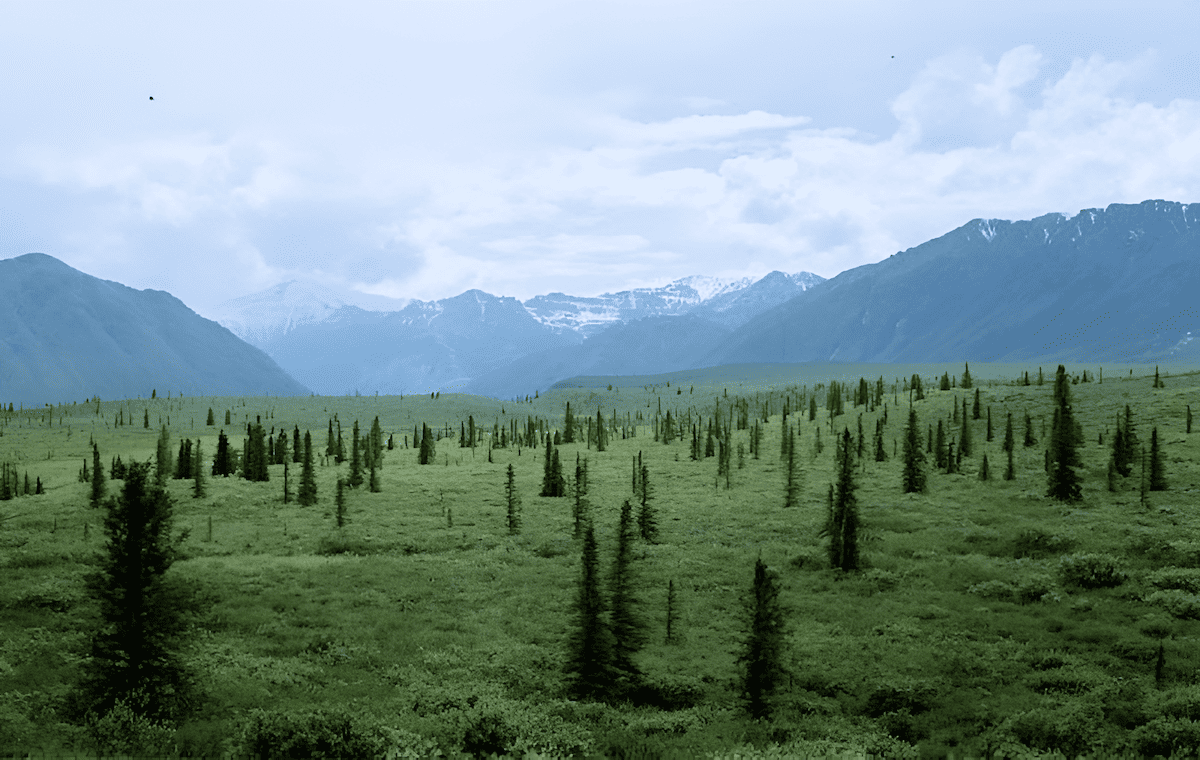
[
  {"x1": 0, "y1": 253, "x2": 310, "y2": 405},
  {"x1": 461, "y1": 313, "x2": 732, "y2": 400},
  {"x1": 692, "y1": 199, "x2": 1200, "y2": 369}
]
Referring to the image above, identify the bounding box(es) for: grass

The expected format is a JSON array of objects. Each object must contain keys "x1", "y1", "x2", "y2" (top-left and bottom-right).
[{"x1": 1, "y1": 359, "x2": 1199, "y2": 758}]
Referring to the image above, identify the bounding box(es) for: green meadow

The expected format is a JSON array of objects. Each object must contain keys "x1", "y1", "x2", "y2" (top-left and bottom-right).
[{"x1": 3, "y1": 360, "x2": 1200, "y2": 758}]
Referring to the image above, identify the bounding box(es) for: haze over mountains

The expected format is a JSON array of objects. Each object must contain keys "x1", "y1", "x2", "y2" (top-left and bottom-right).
[
  {"x1": 0, "y1": 253, "x2": 309, "y2": 406},
  {"x1": 2, "y1": 199, "x2": 1196, "y2": 406},
  {"x1": 213, "y1": 270, "x2": 826, "y2": 397}
]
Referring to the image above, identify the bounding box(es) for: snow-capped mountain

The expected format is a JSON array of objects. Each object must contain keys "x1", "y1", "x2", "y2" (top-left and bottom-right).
[
  {"x1": 212, "y1": 270, "x2": 823, "y2": 395},
  {"x1": 519, "y1": 273, "x2": 760, "y2": 337},
  {"x1": 213, "y1": 280, "x2": 409, "y2": 346}
]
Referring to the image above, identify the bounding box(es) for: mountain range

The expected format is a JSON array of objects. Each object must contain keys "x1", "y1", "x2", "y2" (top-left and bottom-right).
[
  {"x1": 0, "y1": 253, "x2": 309, "y2": 406},
  {"x1": 212, "y1": 270, "x2": 826, "y2": 397},
  {"x1": 3, "y1": 199, "x2": 1196, "y2": 406}
]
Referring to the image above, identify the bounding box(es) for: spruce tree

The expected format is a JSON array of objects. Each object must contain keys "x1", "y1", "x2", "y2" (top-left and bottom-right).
[
  {"x1": 542, "y1": 433, "x2": 555, "y2": 496},
  {"x1": 192, "y1": 440, "x2": 206, "y2": 499},
  {"x1": 1107, "y1": 456, "x2": 1118, "y2": 492},
  {"x1": 506, "y1": 464, "x2": 521, "y2": 535},
  {"x1": 986, "y1": 406, "x2": 993, "y2": 442},
  {"x1": 935, "y1": 420, "x2": 947, "y2": 469},
  {"x1": 962, "y1": 362, "x2": 973, "y2": 389},
  {"x1": 564, "y1": 521, "x2": 614, "y2": 703},
  {"x1": 369, "y1": 417, "x2": 383, "y2": 469},
  {"x1": 298, "y1": 432, "x2": 317, "y2": 506},
  {"x1": 829, "y1": 428, "x2": 860, "y2": 571},
  {"x1": 282, "y1": 461, "x2": 291, "y2": 504},
  {"x1": 638, "y1": 458, "x2": 657, "y2": 542},
  {"x1": 1005, "y1": 445, "x2": 1015, "y2": 481},
  {"x1": 1188, "y1": 405, "x2": 1193, "y2": 434},
  {"x1": 66, "y1": 461, "x2": 197, "y2": 727},
  {"x1": 349, "y1": 420, "x2": 364, "y2": 488},
  {"x1": 419, "y1": 423, "x2": 435, "y2": 465},
  {"x1": 224, "y1": 410, "x2": 230, "y2": 425},
  {"x1": 940, "y1": 372, "x2": 951, "y2": 391},
  {"x1": 665, "y1": 579, "x2": 679, "y2": 644},
  {"x1": 902, "y1": 406, "x2": 926, "y2": 494},
  {"x1": 980, "y1": 453, "x2": 990, "y2": 481},
  {"x1": 90, "y1": 442, "x2": 106, "y2": 509},
  {"x1": 734, "y1": 555, "x2": 789, "y2": 722},
  {"x1": 1024, "y1": 411, "x2": 1036, "y2": 447},
  {"x1": 551, "y1": 448, "x2": 566, "y2": 497},
  {"x1": 155, "y1": 425, "x2": 173, "y2": 486},
  {"x1": 327, "y1": 419, "x2": 335, "y2": 457},
  {"x1": 335, "y1": 478, "x2": 347, "y2": 527},
  {"x1": 1046, "y1": 365, "x2": 1083, "y2": 502},
  {"x1": 608, "y1": 499, "x2": 649, "y2": 703},
  {"x1": 206, "y1": 408, "x2": 214, "y2": 426},
  {"x1": 564, "y1": 402, "x2": 575, "y2": 444},
  {"x1": 1149, "y1": 427, "x2": 1167, "y2": 491},
  {"x1": 783, "y1": 425, "x2": 800, "y2": 509},
  {"x1": 874, "y1": 418, "x2": 887, "y2": 462},
  {"x1": 960, "y1": 401, "x2": 972, "y2": 457},
  {"x1": 972, "y1": 388, "x2": 981, "y2": 420},
  {"x1": 293, "y1": 426, "x2": 303, "y2": 463},
  {"x1": 573, "y1": 454, "x2": 589, "y2": 540}
]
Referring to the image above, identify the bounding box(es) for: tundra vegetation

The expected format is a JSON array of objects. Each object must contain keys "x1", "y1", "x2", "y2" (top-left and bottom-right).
[{"x1": 1, "y1": 360, "x2": 1199, "y2": 758}]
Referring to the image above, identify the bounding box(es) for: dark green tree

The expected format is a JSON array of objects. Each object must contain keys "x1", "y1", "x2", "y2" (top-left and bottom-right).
[
  {"x1": 224, "y1": 410, "x2": 230, "y2": 425},
  {"x1": 979, "y1": 453, "x2": 990, "y2": 481},
  {"x1": 939, "y1": 372, "x2": 951, "y2": 391},
  {"x1": 733, "y1": 555, "x2": 789, "y2": 722},
  {"x1": 564, "y1": 402, "x2": 576, "y2": 444},
  {"x1": 506, "y1": 464, "x2": 521, "y2": 535},
  {"x1": 206, "y1": 408, "x2": 214, "y2": 426},
  {"x1": 192, "y1": 440, "x2": 205, "y2": 499},
  {"x1": 1024, "y1": 411, "x2": 1037, "y2": 447},
  {"x1": 573, "y1": 453, "x2": 589, "y2": 540},
  {"x1": 369, "y1": 417, "x2": 383, "y2": 469},
  {"x1": 298, "y1": 432, "x2": 317, "y2": 506},
  {"x1": 155, "y1": 425, "x2": 173, "y2": 486},
  {"x1": 828, "y1": 428, "x2": 860, "y2": 571},
  {"x1": 349, "y1": 420, "x2": 364, "y2": 488},
  {"x1": 960, "y1": 401, "x2": 972, "y2": 458},
  {"x1": 213, "y1": 431, "x2": 232, "y2": 478},
  {"x1": 935, "y1": 420, "x2": 947, "y2": 469},
  {"x1": 66, "y1": 461, "x2": 198, "y2": 727},
  {"x1": 783, "y1": 425, "x2": 801, "y2": 509},
  {"x1": 1149, "y1": 427, "x2": 1167, "y2": 491},
  {"x1": 972, "y1": 388, "x2": 981, "y2": 420},
  {"x1": 90, "y1": 442, "x2": 106, "y2": 509},
  {"x1": 293, "y1": 426, "x2": 302, "y2": 464},
  {"x1": 419, "y1": 423, "x2": 435, "y2": 465},
  {"x1": 638, "y1": 463, "x2": 657, "y2": 543},
  {"x1": 1188, "y1": 405, "x2": 1193, "y2": 434},
  {"x1": 564, "y1": 521, "x2": 615, "y2": 703},
  {"x1": 986, "y1": 406, "x2": 993, "y2": 442},
  {"x1": 1046, "y1": 365, "x2": 1083, "y2": 502},
  {"x1": 962, "y1": 362, "x2": 973, "y2": 389},
  {"x1": 1003, "y1": 412, "x2": 1014, "y2": 453},
  {"x1": 335, "y1": 478, "x2": 347, "y2": 527},
  {"x1": 282, "y1": 461, "x2": 291, "y2": 504},
  {"x1": 608, "y1": 499, "x2": 649, "y2": 703},
  {"x1": 596, "y1": 408, "x2": 607, "y2": 452}
]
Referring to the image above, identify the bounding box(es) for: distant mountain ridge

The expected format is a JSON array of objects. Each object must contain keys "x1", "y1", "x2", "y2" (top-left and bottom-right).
[
  {"x1": 0, "y1": 253, "x2": 310, "y2": 405},
  {"x1": 215, "y1": 270, "x2": 825, "y2": 395}
]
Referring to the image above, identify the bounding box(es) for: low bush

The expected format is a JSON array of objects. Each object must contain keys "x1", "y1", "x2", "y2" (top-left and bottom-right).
[
  {"x1": 314, "y1": 532, "x2": 376, "y2": 556},
  {"x1": 863, "y1": 678, "x2": 940, "y2": 718},
  {"x1": 967, "y1": 579, "x2": 1017, "y2": 602},
  {"x1": 84, "y1": 692, "x2": 179, "y2": 759},
  {"x1": 1146, "y1": 567, "x2": 1200, "y2": 595},
  {"x1": 1129, "y1": 716, "x2": 1200, "y2": 758},
  {"x1": 1146, "y1": 589, "x2": 1200, "y2": 620},
  {"x1": 1010, "y1": 527, "x2": 1076, "y2": 559},
  {"x1": 1057, "y1": 553, "x2": 1128, "y2": 589},
  {"x1": 234, "y1": 707, "x2": 393, "y2": 759},
  {"x1": 1014, "y1": 573, "x2": 1059, "y2": 604}
]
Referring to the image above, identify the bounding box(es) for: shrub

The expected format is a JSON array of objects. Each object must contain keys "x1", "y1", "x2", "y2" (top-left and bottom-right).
[
  {"x1": 860, "y1": 568, "x2": 902, "y2": 592},
  {"x1": 967, "y1": 579, "x2": 1017, "y2": 602},
  {"x1": 999, "y1": 701, "x2": 1105, "y2": 758},
  {"x1": 315, "y1": 532, "x2": 375, "y2": 556},
  {"x1": 234, "y1": 707, "x2": 391, "y2": 759},
  {"x1": 1058, "y1": 553, "x2": 1128, "y2": 589},
  {"x1": 1014, "y1": 573, "x2": 1059, "y2": 604},
  {"x1": 1167, "y1": 541, "x2": 1200, "y2": 568},
  {"x1": 532, "y1": 540, "x2": 572, "y2": 559},
  {"x1": 1011, "y1": 527, "x2": 1076, "y2": 559},
  {"x1": 1146, "y1": 590, "x2": 1200, "y2": 620},
  {"x1": 863, "y1": 678, "x2": 940, "y2": 718},
  {"x1": 84, "y1": 692, "x2": 179, "y2": 759},
  {"x1": 632, "y1": 673, "x2": 707, "y2": 711},
  {"x1": 1155, "y1": 685, "x2": 1200, "y2": 723},
  {"x1": 789, "y1": 549, "x2": 825, "y2": 570},
  {"x1": 1147, "y1": 568, "x2": 1200, "y2": 595},
  {"x1": 1129, "y1": 716, "x2": 1200, "y2": 758}
]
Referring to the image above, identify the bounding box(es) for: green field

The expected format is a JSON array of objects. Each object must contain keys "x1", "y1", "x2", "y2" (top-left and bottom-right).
[{"x1": 2, "y1": 360, "x2": 1200, "y2": 758}]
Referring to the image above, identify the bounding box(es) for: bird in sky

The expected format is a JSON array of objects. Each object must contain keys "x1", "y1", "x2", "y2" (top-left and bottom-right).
[{"x1": 149, "y1": 96, "x2": 154, "y2": 100}]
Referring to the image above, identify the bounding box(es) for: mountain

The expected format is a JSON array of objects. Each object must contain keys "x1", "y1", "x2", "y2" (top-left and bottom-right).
[
  {"x1": 460, "y1": 313, "x2": 733, "y2": 401},
  {"x1": 217, "y1": 270, "x2": 823, "y2": 396},
  {"x1": 213, "y1": 280, "x2": 410, "y2": 347},
  {"x1": 520, "y1": 273, "x2": 759, "y2": 337},
  {"x1": 690, "y1": 199, "x2": 1200, "y2": 369},
  {"x1": 255, "y1": 289, "x2": 581, "y2": 396},
  {"x1": 0, "y1": 253, "x2": 311, "y2": 405}
]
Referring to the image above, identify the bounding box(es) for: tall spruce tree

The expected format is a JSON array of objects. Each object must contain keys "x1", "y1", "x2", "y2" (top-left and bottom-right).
[
  {"x1": 783, "y1": 425, "x2": 800, "y2": 508},
  {"x1": 960, "y1": 401, "x2": 973, "y2": 458},
  {"x1": 1149, "y1": 427, "x2": 1168, "y2": 491},
  {"x1": 1024, "y1": 411, "x2": 1036, "y2": 447},
  {"x1": 573, "y1": 454, "x2": 589, "y2": 540},
  {"x1": 733, "y1": 555, "x2": 789, "y2": 721},
  {"x1": 349, "y1": 420, "x2": 364, "y2": 488},
  {"x1": 935, "y1": 420, "x2": 947, "y2": 469},
  {"x1": 66, "y1": 461, "x2": 198, "y2": 727},
  {"x1": 829, "y1": 428, "x2": 860, "y2": 571},
  {"x1": 192, "y1": 439, "x2": 206, "y2": 499},
  {"x1": 155, "y1": 425, "x2": 173, "y2": 486},
  {"x1": 972, "y1": 388, "x2": 981, "y2": 420},
  {"x1": 298, "y1": 432, "x2": 317, "y2": 506},
  {"x1": 638, "y1": 463, "x2": 657, "y2": 543},
  {"x1": 506, "y1": 464, "x2": 521, "y2": 535},
  {"x1": 564, "y1": 402, "x2": 576, "y2": 443},
  {"x1": 206, "y1": 408, "x2": 214, "y2": 426},
  {"x1": 564, "y1": 521, "x2": 615, "y2": 702},
  {"x1": 90, "y1": 442, "x2": 106, "y2": 509},
  {"x1": 1046, "y1": 365, "x2": 1083, "y2": 502},
  {"x1": 608, "y1": 499, "x2": 649, "y2": 703},
  {"x1": 419, "y1": 423, "x2": 435, "y2": 465}
]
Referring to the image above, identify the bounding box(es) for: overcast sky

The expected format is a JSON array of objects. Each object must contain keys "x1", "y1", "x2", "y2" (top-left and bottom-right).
[{"x1": 1, "y1": 0, "x2": 1198, "y2": 319}]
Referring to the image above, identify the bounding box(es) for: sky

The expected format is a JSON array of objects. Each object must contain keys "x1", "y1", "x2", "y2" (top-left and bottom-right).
[{"x1": 1, "y1": 0, "x2": 1199, "y2": 320}]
